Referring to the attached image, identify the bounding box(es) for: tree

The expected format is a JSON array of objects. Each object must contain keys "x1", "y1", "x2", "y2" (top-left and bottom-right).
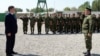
[
  {"x1": 15, "y1": 8, "x2": 23, "y2": 12},
  {"x1": 92, "y1": 0, "x2": 100, "y2": 11},
  {"x1": 30, "y1": 8, "x2": 36, "y2": 12},
  {"x1": 70, "y1": 7, "x2": 78, "y2": 11},
  {"x1": 78, "y1": 1, "x2": 91, "y2": 11},
  {"x1": 64, "y1": 7, "x2": 70, "y2": 11},
  {"x1": 48, "y1": 8, "x2": 54, "y2": 12},
  {"x1": 30, "y1": 8, "x2": 45, "y2": 13},
  {"x1": 26, "y1": 8, "x2": 30, "y2": 12}
]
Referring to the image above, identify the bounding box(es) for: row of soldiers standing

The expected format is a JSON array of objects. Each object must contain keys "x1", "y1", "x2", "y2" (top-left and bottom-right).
[
  {"x1": 92, "y1": 14, "x2": 100, "y2": 32},
  {"x1": 46, "y1": 13, "x2": 84, "y2": 34},
  {"x1": 20, "y1": 13, "x2": 85, "y2": 34},
  {"x1": 20, "y1": 13, "x2": 43, "y2": 34},
  {"x1": 19, "y1": 13, "x2": 100, "y2": 34}
]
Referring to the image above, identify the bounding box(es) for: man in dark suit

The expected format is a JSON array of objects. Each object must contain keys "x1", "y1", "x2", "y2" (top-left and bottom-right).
[{"x1": 5, "y1": 6, "x2": 18, "y2": 56}]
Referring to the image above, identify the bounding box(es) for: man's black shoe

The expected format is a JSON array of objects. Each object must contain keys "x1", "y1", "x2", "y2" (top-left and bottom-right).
[
  {"x1": 6, "y1": 54, "x2": 13, "y2": 56},
  {"x1": 53, "y1": 32, "x2": 56, "y2": 34},
  {"x1": 46, "y1": 32, "x2": 48, "y2": 34}
]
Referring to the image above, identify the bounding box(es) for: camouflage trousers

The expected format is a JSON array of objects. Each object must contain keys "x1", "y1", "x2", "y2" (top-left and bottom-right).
[
  {"x1": 23, "y1": 24, "x2": 28, "y2": 32},
  {"x1": 30, "y1": 24, "x2": 35, "y2": 33},
  {"x1": 84, "y1": 33, "x2": 92, "y2": 50}
]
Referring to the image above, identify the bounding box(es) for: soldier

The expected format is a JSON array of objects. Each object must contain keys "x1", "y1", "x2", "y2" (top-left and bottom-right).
[
  {"x1": 75, "y1": 14, "x2": 80, "y2": 33},
  {"x1": 49, "y1": 14, "x2": 54, "y2": 33},
  {"x1": 45, "y1": 14, "x2": 50, "y2": 34},
  {"x1": 97, "y1": 14, "x2": 100, "y2": 32},
  {"x1": 56, "y1": 14, "x2": 60, "y2": 33},
  {"x1": 37, "y1": 15, "x2": 43, "y2": 34},
  {"x1": 57, "y1": 13, "x2": 64, "y2": 34},
  {"x1": 68, "y1": 14, "x2": 72, "y2": 33},
  {"x1": 95, "y1": 15, "x2": 99, "y2": 32},
  {"x1": 80, "y1": 12, "x2": 85, "y2": 33},
  {"x1": 63, "y1": 14, "x2": 69, "y2": 33},
  {"x1": 57, "y1": 14, "x2": 63, "y2": 34},
  {"x1": 70, "y1": 14, "x2": 76, "y2": 33},
  {"x1": 82, "y1": 8, "x2": 94, "y2": 56},
  {"x1": 29, "y1": 13, "x2": 36, "y2": 34},
  {"x1": 92, "y1": 14, "x2": 97, "y2": 32},
  {"x1": 20, "y1": 14, "x2": 29, "y2": 34},
  {"x1": 52, "y1": 13, "x2": 57, "y2": 34}
]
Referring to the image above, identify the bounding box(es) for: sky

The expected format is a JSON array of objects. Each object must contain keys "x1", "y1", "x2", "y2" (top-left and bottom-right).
[{"x1": 0, "y1": 0, "x2": 93, "y2": 12}]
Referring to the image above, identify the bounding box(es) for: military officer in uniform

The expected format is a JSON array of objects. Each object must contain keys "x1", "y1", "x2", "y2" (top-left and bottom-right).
[
  {"x1": 52, "y1": 13, "x2": 57, "y2": 34},
  {"x1": 80, "y1": 12, "x2": 85, "y2": 33},
  {"x1": 56, "y1": 14, "x2": 60, "y2": 33},
  {"x1": 57, "y1": 13, "x2": 64, "y2": 34},
  {"x1": 97, "y1": 14, "x2": 100, "y2": 32},
  {"x1": 70, "y1": 14, "x2": 75, "y2": 33},
  {"x1": 20, "y1": 14, "x2": 29, "y2": 34},
  {"x1": 92, "y1": 14, "x2": 97, "y2": 33},
  {"x1": 76, "y1": 14, "x2": 80, "y2": 33},
  {"x1": 68, "y1": 14, "x2": 71, "y2": 33},
  {"x1": 45, "y1": 14, "x2": 50, "y2": 34},
  {"x1": 82, "y1": 8, "x2": 94, "y2": 56},
  {"x1": 37, "y1": 15, "x2": 43, "y2": 34},
  {"x1": 64, "y1": 14, "x2": 69, "y2": 33},
  {"x1": 49, "y1": 14, "x2": 53, "y2": 32},
  {"x1": 29, "y1": 13, "x2": 36, "y2": 34}
]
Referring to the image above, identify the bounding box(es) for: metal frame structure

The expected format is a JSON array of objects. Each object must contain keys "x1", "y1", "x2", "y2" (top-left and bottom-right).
[{"x1": 36, "y1": 0, "x2": 48, "y2": 16}]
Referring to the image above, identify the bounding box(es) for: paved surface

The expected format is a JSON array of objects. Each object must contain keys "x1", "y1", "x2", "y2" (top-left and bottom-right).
[{"x1": 0, "y1": 19, "x2": 100, "y2": 56}]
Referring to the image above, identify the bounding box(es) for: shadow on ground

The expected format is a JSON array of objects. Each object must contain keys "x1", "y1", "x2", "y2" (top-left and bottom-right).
[
  {"x1": 92, "y1": 54, "x2": 100, "y2": 56},
  {"x1": 27, "y1": 33, "x2": 82, "y2": 36},
  {"x1": 0, "y1": 33, "x2": 5, "y2": 36},
  {"x1": 15, "y1": 54, "x2": 40, "y2": 56}
]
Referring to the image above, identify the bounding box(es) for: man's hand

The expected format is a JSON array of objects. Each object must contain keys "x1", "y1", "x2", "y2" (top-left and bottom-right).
[{"x1": 7, "y1": 33, "x2": 11, "y2": 36}]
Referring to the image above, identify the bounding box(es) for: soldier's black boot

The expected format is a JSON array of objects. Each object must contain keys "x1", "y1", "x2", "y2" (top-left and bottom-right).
[
  {"x1": 24, "y1": 31, "x2": 27, "y2": 34},
  {"x1": 31, "y1": 32, "x2": 34, "y2": 35},
  {"x1": 38, "y1": 32, "x2": 41, "y2": 35},
  {"x1": 84, "y1": 50, "x2": 91, "y2": 56},
  {"x1": 65, "y1": 31, "x2": 68, "y2": 34},
  {"x1": 46, "y1": 32, "x2": 48, "y2": 34},
  {"x1": 53, "y1": 32, "x2": 56, "y2": 34}
]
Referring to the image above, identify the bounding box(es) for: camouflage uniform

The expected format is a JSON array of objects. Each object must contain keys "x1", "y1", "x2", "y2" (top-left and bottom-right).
[
  {"x1": 52, "y1": 16, "x2": 57, "y2": 34},
  {"x1": 80, "y1": 14, "x2": 85, "y2": 33},
  {"x1": 64, "y1": 16, "x2": 69, "y2": 33},
  {"x1": 92, "y1": 14, "x2": 97, "y2": 32},
  {"x1": 29, "y1": 15, "x2": 36, "y2": 34},
  {"x1": 45, "y1": 16, "x2": 50, "y2": 34},
  {"x1": 82, "y1": 15, "x2": 94, "y2": 51},
  {"x1": 20, "y1": 15, "x2": 29, "y2": 34},
  {"x1": 76, "y1": 16, "x2": 80, "y2": 33},
  {"x1": 37, "y1": 16, "x2": 43, "y2": 34},
  {"x1": 59, "y1": 16, "x2": 64, "y2": 34},
  {"x1": 49, "y1": 17, "x2": 53, "y2": 32},
  {"x1": 97, "y1": 15, "x2": 100, "y2": 32}
]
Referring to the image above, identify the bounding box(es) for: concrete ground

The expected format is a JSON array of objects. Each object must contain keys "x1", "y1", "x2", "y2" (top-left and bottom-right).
[{"x1": 0, "y1": 19, "x2": 100, "y2": 56}]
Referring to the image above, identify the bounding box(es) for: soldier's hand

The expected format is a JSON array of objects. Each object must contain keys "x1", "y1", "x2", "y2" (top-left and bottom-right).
[
  {"x1": 88, "y1": 33, "x2": 92, "y2": 37},
  {"x1": 7, "y1": 33, "x2": 11, "y2": 37}
]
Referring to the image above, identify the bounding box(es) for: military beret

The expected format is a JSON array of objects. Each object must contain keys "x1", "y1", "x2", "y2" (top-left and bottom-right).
[{"x1": 85, "y1": 7, "x2": 91, "y2": 11}]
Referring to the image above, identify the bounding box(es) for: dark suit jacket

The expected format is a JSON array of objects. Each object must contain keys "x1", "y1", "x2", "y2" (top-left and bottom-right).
[{"x1": 5, "y1": 13, "x2": 18, "y2": 34}]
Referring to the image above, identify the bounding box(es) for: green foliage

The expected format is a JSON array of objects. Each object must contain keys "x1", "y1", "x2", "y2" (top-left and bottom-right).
[
  {"x1": 64, "y1": 7, "x2": 70, "y2": 11},
  {"x1": 92, "y1": 0, "x2": 100, "y2": 11},
  {"x1": 48, "y1": 8, "x2": 54, "y2": 12},
  {"x1": 15, "y1": 8, "x2": 23, "y2": 12},
  {"x1": 78, "y1": 1, "x2": 91, "y2": 11}
]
